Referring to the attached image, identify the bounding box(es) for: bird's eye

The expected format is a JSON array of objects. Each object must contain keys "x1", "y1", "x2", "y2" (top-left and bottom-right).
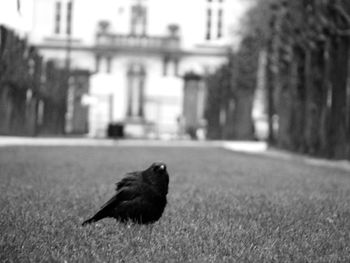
[{"x1": 154, "y1": 164, "x2": 166, "y2": 172}]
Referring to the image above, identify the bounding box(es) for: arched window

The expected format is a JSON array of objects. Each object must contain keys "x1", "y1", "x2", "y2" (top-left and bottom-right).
[
  {"x1": 217, "y1": 8, "x2": 223, "y2": 38},
  {"x1": 127, "y1": 64, "x2": 145, "y2": 118},
  {"x1": 206, "y1": 8, "x2": 212, "y2": 40},
  {"x1": 54, "y1": 1, "x2": 61, "y2": 34},
  {"x1": 130, "y1": 3, "x2": 147, "y2": 36},
  {"x1": 53, "y1": 1, "x2": 73, "y2": 36},
  {"x1": 205, "y1": 0, "x2": 224, "y2": 40}
]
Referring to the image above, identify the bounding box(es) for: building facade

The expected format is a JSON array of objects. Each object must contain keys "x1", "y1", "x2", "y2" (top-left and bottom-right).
[{"x1": 4, "y1": 0, "x2": 249, "y2": 138}]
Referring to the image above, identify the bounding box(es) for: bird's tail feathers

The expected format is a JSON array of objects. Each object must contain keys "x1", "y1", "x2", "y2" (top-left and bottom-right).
[
  {"x1": 82, "y1": 209, "x2": 108, "y2": 226},
  {"x1": 81, "y1": 217, "x2": 97, "y2": 226}
]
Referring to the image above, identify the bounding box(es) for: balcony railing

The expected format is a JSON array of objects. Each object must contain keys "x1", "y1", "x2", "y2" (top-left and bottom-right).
[{"x1": 95, "y1": 33, "x2": 180, "y2": 53}]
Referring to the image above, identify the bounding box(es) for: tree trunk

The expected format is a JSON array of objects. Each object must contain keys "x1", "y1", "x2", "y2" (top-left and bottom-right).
[
  {"x1": 266, "y1": 38, "x2": 277, "y2": 145},
  {"x1": 276, "y1": 53, "x2": 293, "y2": 149},
  {"x1": 328, "y1": 36, "x2": 349, "y2": 159},
  {"x1": 232, "y1": 90, "x2": 255, "y2": 140},
  {"x1": 309, "y1": 44, "x2": 327, "y2": 156},
  {"x1": 289, "y1": 47, "x2": 307, "y2": 153}
]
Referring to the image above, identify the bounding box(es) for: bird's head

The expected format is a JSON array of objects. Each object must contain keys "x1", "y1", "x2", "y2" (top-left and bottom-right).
[
  {"x1": 152, "y1": 162, "x2": 167, "y2": 173},
  {"x1": 144, "y1": 162, "x2": 169, "y2": 195}
]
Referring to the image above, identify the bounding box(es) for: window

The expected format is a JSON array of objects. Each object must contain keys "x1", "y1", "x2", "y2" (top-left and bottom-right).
[
  {"x1": 174, "y1": 59, "x2": 179, "y2": 77},
  {"x1": 206, "y1": 0, "x2": 224, "y2": 40},
  {"x1": 106, "y1": 57, "x2": 112, "y2": 73},
  {"x1": 130, "y1": 4, "x2": 147, "y2": 36},
  {"x1": 206, "y1": 8, "x2": 212, "y2": 40},
  {"x1": 95, "y1": 56, "x2": 112, "y2": 73},
  {"x1": 17, "y1": 0, "x2": 21, "y2": 13},
  {"x1": 66, "y1": 1, "x2": 73, "y2": 35},
  {"x1": 217, "y1": 9, "x2": 223, "y2": 38},
  {"x1": 54, "y1": 1, "x2": 61, "y2": 34},
  {"x1": 127, "y1": 65, "x2": 145, "y2": 118},
  {"x1": 163, "y1": 57, "x2": 169, "y2": 77},
  {"x1": 163, "y1": 57, "x2": 179, "y2": 77},
  {"x1": 95, "y1": 55, "x2": 100, "y2": 73}
]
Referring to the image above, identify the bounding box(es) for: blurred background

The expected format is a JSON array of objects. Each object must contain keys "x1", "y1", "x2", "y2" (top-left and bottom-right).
[{"x1": 0, "y1": 0, "x2": 350, "y2": 160}]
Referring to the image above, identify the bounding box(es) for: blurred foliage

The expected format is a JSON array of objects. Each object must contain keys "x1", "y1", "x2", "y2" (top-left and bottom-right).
[
  {"x1": 245, "y1": 0, "x2": 350, "y2": 159},
  {"x1": 205, "y1": 29, "x2": 260, "y2": 140},
  {"x1": 0, "y1": 25, "x2": 69, "y2": 136},
  {"x1": 206, "y1": 0, "x2": 350, "y2": 159},
  {"x1": 205, "y1": 59, "x2": 233, "y2": 140}
]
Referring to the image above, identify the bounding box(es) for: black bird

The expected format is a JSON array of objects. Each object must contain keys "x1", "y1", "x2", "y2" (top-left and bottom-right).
[{"x1": 82, "y1": 162, "x2": 169, "y2": 225}]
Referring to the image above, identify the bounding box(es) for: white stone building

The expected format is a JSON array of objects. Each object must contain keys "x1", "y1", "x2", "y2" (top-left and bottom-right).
[{"x1": 1, "y1": 0, "x2": 250, "y2": 138}]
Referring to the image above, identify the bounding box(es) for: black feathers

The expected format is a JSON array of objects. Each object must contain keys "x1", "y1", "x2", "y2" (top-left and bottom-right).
[{"x1": 82, "y1": 162, "x2": 169, "y2": 225}]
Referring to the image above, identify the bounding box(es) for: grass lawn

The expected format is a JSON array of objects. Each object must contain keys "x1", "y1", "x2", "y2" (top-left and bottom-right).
[{"x1": 0, "y1": 146, "x2": 350, "y2": 262}]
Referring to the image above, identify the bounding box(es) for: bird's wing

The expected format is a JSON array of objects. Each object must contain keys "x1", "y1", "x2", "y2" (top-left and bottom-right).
[
  {"x1": 82, "y1": 186, "x2": 142, "y2": 224},
  {"x1": 99, "y1": 186, "x2": 140, "y2": 211},
  {"x1": 115, "y1": 172, "x2": 140, "y2": 191}
]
